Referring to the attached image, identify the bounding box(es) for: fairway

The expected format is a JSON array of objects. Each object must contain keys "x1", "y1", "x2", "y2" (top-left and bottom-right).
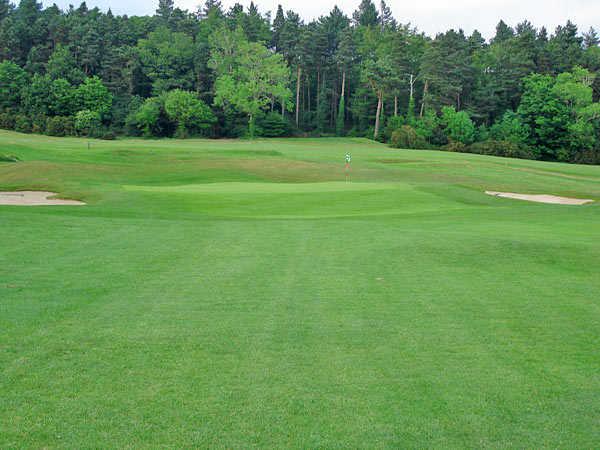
[{"x1": 1, "y1": 130, "x2": 600, "y2": 448}]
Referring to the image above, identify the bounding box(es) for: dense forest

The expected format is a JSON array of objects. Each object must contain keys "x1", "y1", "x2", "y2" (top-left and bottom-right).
[{"x1": 1, "y1": 0, "x2": 600, "y2": 163}]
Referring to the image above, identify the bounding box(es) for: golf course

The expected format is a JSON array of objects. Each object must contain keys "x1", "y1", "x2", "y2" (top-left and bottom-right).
[{"x1": 1, "y1": 129, "x2": 599, "y2": 447}]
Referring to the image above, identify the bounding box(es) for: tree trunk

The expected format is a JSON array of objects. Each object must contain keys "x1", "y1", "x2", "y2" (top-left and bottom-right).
[
  {"x1": 295, "y1": 66, "x2": 301, "y2": 126},
  {"x1": 316, "y1": 70, "x2": 320, "y2": 129},
  {"x1": 320, "y1": 72, "x2": 326, "y2": 131},
  {"x1": 339, "y1": 71, "x2": 346, "y2": 123},
  {"x1": 394, "y1": 95, "x2": 398, "y2": 117},
  {"x1": 374, "y1": 91, "x2": 383, "y2": 140},
  {"x1": 248, "y1": 114, "x2": 255, "y2": 139},
  {"x1": 457, "y1": 92, "x2": 461, "y2": 111},
  {"x1": 420, "y1": 80, "x2": 429, "y2": 118},
  {"x1": 331, "y1": 80, "x2": 336, "y2": 128},
  {"x1": 307, "y1": 73, "x2": 311, "y2": 117}
]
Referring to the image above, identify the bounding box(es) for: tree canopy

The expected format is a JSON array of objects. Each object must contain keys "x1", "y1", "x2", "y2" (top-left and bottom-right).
[{"x1": 0, "y1": 0, "x2": 599, "y2": 162}]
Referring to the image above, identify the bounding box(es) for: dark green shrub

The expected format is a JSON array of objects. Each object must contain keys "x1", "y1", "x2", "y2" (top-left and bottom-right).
[
  {"x1": 99, "y1": 131, "x2": 117, "y2": 140},
  {"x1": 75, "y1": 110, "x2": 102, "y2": 137},
  {"x1": 571, "y1": 149, "x2": 600, "y2": 165},
  {"x1": 347, "y1": 127, "x2": 367, "y2": 137},
  {"x1": 467, "y1": 140, "x2": 538, "y2": 160},
  {"x1": 384, "y1": 115, "x2": 404, "y2": 141},
  {"x1": 31, "y1": 114, "x2": 47, "y2": 134},
  {"x1": 0, "y1": 112, "x2": 15, "y2": 130},
  {"x1": 445, "y1": 139, "x2": 467, "y2": 153},
  {"x1": 46, "y1": 116, "x2": 75, "y2": 136},
  {"x1": 14, "y1": 115, "x2": 32, "y2": 133},
  {"x1": 390, "y1": 125, "x2": 427, "y2": 149},
  {"x1": 258, "y1": 112, "x2": 291, "y2": 137}
]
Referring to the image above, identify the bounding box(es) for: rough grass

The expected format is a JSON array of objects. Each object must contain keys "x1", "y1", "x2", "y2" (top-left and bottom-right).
[{"x1": 1, "y1": 130, "x2": 599, "y2": 448}]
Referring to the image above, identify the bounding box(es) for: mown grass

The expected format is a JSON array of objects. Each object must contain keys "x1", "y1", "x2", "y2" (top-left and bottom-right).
[{"x1": 1, "y1": 130, "x2": 599, "y2": 448}]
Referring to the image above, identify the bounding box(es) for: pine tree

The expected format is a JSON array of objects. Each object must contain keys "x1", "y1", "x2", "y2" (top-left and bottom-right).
[
  {"x1": 535, "y1": 27, "x2": 552, "y2": 73},
  {"x1": 335, "y1": 29, "x2": 354, "y2": 135},
  {"x1": 361, "y1": 54, "x2": 396, "y2": 139},
  {"x1": 583, "y1": 27, "x2": 599, "y2": 49},
  {"x1": 156, "y1": 0, "x2": 174, "y2": 24},
  {"x1": 379, "y1": 0, "x2": 395, "y2": 32},
  {"x1": 12, "y1": 0, "x2": 44, "y2": 65},
  {"x1": 468, "y1": 30, "x2": 485, "y2": 52},
  {"x1": 243, "y1": 1, "x2": 270, "y2": 43},
  {"x1": 0, "y1": 0, "x2": 11, "y2": 21},
  {"x1": 271, "y1": 9, "x2": 303, "y2": 124},
  {"x1": 492, "y1": 20, "x2": 514, "y2": 44},
  {"x1": 271, "y1": 5, "x2": 285, "y2": 50},
  {"x1": 47, "y1": 44, "x2": 84, "y2": 84},
  {"x1": 420, "y1": 29, "x2": 474, "y2": 111},
  {"x1": 198, "y1": 0, "x2": 222, "y2": 20},
  {"x1": 547, "y1": 21, "x2": 583, "y2": 73},
  {"x1": 352, "y1": 0, "x2": 378, "y2": 28}
]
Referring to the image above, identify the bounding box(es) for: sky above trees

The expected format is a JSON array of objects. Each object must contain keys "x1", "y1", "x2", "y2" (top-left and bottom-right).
[{"x1": 41, "y1": 0, "x2": 600, "y2": 38}]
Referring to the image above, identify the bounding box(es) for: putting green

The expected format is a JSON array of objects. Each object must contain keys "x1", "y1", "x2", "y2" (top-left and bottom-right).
[
  {"x1": 125, "y1": 181, "x2": 400, "y2": 194},
  {"x1": 123, "y1": 181, "x2": 478, "y2": 218}
]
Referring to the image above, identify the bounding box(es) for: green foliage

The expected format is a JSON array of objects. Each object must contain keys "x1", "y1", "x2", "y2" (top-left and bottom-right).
[
  {"x1": 134, "y1": 97, "x2": 166, "y2": 137},
  {"x1": 46, "y1": 44, "x2": 85, "y2": 84},
  {"x1": 414, "y1": 109, "x2": 440, "y2": 143},
  {"x1": 518, "y1": 73, "x2": 570, "y2": 160},
  {"x1": 99, "y1": 131, "x2": 117, "y2": 140},
  {"x1": 352, "y1": 0, "x2": 379, "y2": 27},
  {"x1": 258, "y1": 112, "x2": 290, "y2": 137},
  {"x1": 0, "y1": 0, "x2": 597, "y2": 164},
  {"x1": 46, "y1": 116, "x2": 75, "y2": 137},
  {"x1": 0, "y1": 113, "x2": 15, "y2": 130},
  {"x1": 74, "y1": 110, "x2": 102, "y2": 137},
  {"x1": 518, "y1": 68, "x2": 600, "y2": 161},
  {"x1": 0, "y1": 61, "x2": 28, "y2": 110},
  {"x1": 163, "y1": 90, "x2": 216, "y2": 137},
  {"x1": 211, "y1": 28, "x2": 292, "y2": 138},
  {"x1": 420, "y1": 30, "x2": 473, "y2": 111},
  {"x1": 336, "y1": 95, "x2": 346, "y2": 136},
  {"x1": 49, "y1": 79, "x2": 78, "y2": 116},
  {"x1": 137, "y1": 27, "x2": 196, "y2": 95},
  {"x1": 30, "y1": 114, "x2": 47, "y2": 134},
  {"x1": 490, "y1": 111, "x2": 530, "y2": 144},
  {"x1": 389, "y1": 125, "x2": 426, "y2": 149},
  {"x1": 445, "y1": 139, "x2": 467, "y2": 153},
  {"x1": 467, "y1": 140, "x2": 538, "y2": 159},
  {"x1": 406, "y1": 96, "x2": 416, "y2": 126},
  {"x1": 441, "y1": 107, "x2": 476, "y2": 144},
  {"x1": 360, "y1": 53, "x2": 397, "y2": 138},
  {"x1": 76, "y1": 77, "x2": 113, "y2": 119},
  {"x1": 22, "y1": 74, "x2": 53, "y2": 116},
  {"x1": 14, "y1": 115, "x2": 32, "y2": 133},
  {"x1": 476, "y1": 124, "x2": 490, "y2": 142},
  {"x1": 384, "y1": 115, "x2": 404, "y2": 140}
]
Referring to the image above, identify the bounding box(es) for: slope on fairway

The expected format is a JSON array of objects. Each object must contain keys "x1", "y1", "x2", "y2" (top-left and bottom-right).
[
  {"x1": 1, "y1": 131, "x2": 599, "y2": 448},
  {"x1": 124, "y1": 181, "x2": 478, "y2": 218}
]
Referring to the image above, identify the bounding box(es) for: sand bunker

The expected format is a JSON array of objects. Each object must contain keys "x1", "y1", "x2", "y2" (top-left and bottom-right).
[
  {"x1": 486, "y1": 191, "x2": 593, "y2": 205},
  {"x1": 0, "y1": 191, "x2": 85, "y2": 206}
]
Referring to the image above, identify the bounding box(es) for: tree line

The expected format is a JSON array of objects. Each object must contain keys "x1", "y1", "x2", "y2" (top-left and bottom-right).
[{"x1": 1, "y1": 0, "x2": 600, "y2": 163}]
